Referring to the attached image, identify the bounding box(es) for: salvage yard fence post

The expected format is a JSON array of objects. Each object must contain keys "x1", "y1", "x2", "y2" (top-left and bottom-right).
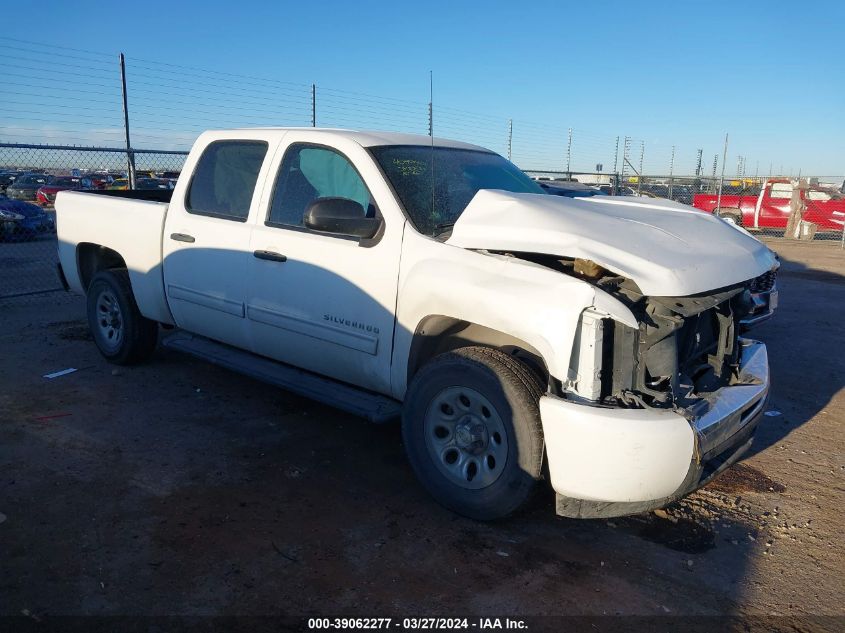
[
  {"x1": 119, "y1": 53, "x2": 136, "y2": 190},
  {"x1": 715, "y1": 133, "x2": 729, "y2": 215}
]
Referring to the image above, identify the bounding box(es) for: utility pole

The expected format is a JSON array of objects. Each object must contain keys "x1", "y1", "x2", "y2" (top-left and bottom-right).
[
  {"x1": 565, "y1": 128, "x2": 572, "y2": 176},
  {"x1": 119, "y1": 53, "x2": 136, "y2": 189},
  {"x1": 695, "y1": 148, "x2": 703, "y2": 177},
  {"x1": 711, "y1": 154, "x2": 719, "y2": 192},
  {"x1": 636, "y1": 141, "x2": 644, "y2": 195},
  {"x1": 668, "y1": 145, "x2": 675, "y2": 198},
  {"x1": 311, "y1": 84, "x2": 316, "y2": 127},
  {"x1": 716, "y1": 133, "x2": 729, "y2": 214},
  {"x1": 612, "y1": 136, "x2": 619, "y2": 194},
  {"x1": 621, "y1": 136, "x2": 631, "y2": 191},
  {"x1": 507, "y1": 119, "x2": 513, "y2": 161}
]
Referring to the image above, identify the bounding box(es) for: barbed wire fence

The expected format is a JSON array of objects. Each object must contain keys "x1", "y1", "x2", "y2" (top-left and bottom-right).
[{"x1": 1, "y1": 36, "x2": 843, "y2": 302}]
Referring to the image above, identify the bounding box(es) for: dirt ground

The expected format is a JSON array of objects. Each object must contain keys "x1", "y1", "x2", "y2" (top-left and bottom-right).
[{"x1": 1, "y1": 238, "x2": 843, "y2": 628}]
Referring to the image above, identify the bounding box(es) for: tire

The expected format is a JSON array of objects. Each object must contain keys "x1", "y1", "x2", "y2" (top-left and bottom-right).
[
  {"x1": 402, "y1": 346, "x2": 545, "y2": 520},
  {"x1": 86, "y1": 269, "x2": 158, "y2": 365},
  {"x1": 720, "y1": 209, "x2": 743, "y2": 226}
]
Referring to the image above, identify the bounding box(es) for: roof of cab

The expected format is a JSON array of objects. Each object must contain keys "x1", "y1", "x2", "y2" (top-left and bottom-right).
[{"x1": 228, "y1": 127, "x2": 491, "y2": 152}]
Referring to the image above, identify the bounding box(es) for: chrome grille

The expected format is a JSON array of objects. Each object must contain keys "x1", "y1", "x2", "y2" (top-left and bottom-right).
[{"x1": 750, "y1": 270, "x2": 777, "y2": 293}]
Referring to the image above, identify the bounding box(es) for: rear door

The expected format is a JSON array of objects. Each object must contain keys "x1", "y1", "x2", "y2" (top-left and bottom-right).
[{"x1": 162, "y1": 135, "x2": 276, "y2": 349}]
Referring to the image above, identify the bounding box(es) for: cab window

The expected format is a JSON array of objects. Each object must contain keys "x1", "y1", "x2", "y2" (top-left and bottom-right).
[
  {"x1": 186, "y1": 140, "x2": 268, "y2": 221},
  {"x1": 769, "y1": 182, "x2": 793, "y2": 199},
  {"x1": 267, "y1": 144, "x2": 374, "y2": 228}
]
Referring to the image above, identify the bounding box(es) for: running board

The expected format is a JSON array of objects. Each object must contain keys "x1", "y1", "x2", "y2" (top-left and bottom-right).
[{"x1": 161, "y1": 332, "x2": 401, "y2": 423}]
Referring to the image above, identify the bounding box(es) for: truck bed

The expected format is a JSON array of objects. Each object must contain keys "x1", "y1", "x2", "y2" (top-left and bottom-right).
[{"x1": 55, "y1": 189, "x2": 173, "y2": 324}]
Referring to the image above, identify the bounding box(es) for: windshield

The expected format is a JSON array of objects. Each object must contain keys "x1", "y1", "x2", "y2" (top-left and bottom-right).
[
  {"x1": 370, "y1": 145, "x2": 544, "y2": 235},
  {"x1": 49, "y1": 176, "x2": 79, "y2": 186},
  {"x1": 18, "y1": 175, "x2": 48, "y2": 185}
]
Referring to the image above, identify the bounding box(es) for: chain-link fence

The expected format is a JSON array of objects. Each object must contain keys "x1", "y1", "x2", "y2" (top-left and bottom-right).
[
  {"x1": 3, "y1": 143, "x2": 843, "y2": 303},
  {"x1": 524, "y1": 170, "x2": 845, "y2": 243},
  {"x1": 0, "y1": 143, "x2": 187, "y2": 300}
]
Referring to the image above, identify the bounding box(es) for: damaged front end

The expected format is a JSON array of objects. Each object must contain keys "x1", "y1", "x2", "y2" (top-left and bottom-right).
[
  {"x1": 577, "y1": 280, "x2": 754, "y2": 412},
  {"x1": 522, "y1": 254, "x2": 772, "y2": 519}
]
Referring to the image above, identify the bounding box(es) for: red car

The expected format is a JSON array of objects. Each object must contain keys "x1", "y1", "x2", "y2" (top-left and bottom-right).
[
  {"x1": 693, "y1": 178, "x2": 845, "y2": 232},
  {"x1": 35, "y1": 175, "x2": 95, "y2": 206}
]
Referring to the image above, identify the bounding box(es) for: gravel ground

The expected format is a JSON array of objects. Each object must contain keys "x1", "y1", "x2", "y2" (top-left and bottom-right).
[{"x1": 0, "y1": 238, "x2": 843, "y2": 629}]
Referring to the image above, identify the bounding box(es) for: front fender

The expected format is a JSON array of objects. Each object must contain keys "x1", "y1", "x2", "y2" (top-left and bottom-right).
[{"x1": 391, "y1": 237, "x2": 636, "y2": 399}]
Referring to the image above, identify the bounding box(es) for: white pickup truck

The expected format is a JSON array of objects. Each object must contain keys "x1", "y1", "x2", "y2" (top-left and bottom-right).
[{"x1": 56, "y1": 128, "x2": 777, "y2": 520}]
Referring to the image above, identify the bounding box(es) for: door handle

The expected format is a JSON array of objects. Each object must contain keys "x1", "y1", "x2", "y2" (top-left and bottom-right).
[
  {"x1": 170, "y1": 232, "x2": 195, "y2": 243},
  {"x1": 253, "y1": 250, "x2": 287, "y2": 262}
]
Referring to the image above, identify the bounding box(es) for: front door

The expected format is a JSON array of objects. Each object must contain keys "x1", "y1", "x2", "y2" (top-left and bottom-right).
[
  {"x1": 245, "y1": 141, "x2": 403, "y2": 395},
  {"x1": 759, "y1": 181, "x2": 793, "y2": 228}
]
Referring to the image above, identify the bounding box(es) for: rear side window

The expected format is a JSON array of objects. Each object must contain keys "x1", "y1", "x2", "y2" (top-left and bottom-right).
[{"x1": 186, "y1": 140, "x2": 268, "y2": 221}]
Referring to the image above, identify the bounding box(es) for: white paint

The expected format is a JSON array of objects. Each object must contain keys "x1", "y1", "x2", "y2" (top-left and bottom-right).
[
  {"x1": 56, "y1": 191, "x2": 173, "y2": 324},
  {"x1": 539, "y1": 395, "x2": 695, "y2": 502},
  {"x1": 448, "y1": 189, "x2": 777, "y2": 296},
  {"x1": 54, "y1": 127, "x2": 776, "y2": 512}
]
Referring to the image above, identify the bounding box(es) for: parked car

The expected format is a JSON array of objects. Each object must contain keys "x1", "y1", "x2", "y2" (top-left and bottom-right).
[
  {"x1": 5, "y1": 173, "x2": 50, "y2": 201},
  {"x1": 0, "y1": 198, "x2": 55, "y2": 239},
  {"x1": 639, "y1": 183, "x2": 670, "y2": 198},
  {"x1": 693, "y1": 178, "x2": 845, "y2": 232},
  {"x1": 85, "y1": 173, "x2": 115, "y2": 189},
  {"x1": 35, "y1": 175, "x2": 95, "y2": 206},
  {"x1": 106, "y1": 177, "x2": 172, "y2": 191},
  {"x1": 669, "y1": 184, "x2": 694, "y2": 205},
  {"x1": 536, "y1": 179, "x2": 606, "y2": 197},
  {"x1": 0, "y1": 171, "x2": 25, "y2": 194},
  {"x1": 137, "y1": 177, "x2": 174, "y2": 190},
  {"x1": 56, "y1": 128, "x2": 776, "y2": 521},
  {"x1": 0, "y1": 208, "x2": 24, "y2": 238},
  {"x1": 596, "y1": 184, "x2": 649, "y2": 197}
]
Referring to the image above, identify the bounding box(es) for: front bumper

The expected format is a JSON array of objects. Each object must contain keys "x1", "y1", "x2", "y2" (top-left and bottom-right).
[{"x1": 539, "y1": 338, "x2": 769, "y2": 518}]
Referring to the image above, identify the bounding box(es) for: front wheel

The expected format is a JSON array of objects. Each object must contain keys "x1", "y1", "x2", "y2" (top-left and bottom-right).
[
  {"x1": 719, "y1": 209, "x2": 743, "y2": 226},
  {"x1": 402, "y1": 346, "x2": 545, "y2": 520},
  {"x1": 86, "y1": 269, "x2": 158, "y2": 365}
]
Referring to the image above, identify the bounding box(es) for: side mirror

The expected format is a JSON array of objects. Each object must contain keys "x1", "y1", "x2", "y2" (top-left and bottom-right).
[{"x1": 304, "y1": 197, "x2": 381, "y2": 239}]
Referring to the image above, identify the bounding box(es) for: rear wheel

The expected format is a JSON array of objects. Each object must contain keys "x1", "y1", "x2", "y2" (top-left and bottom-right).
[
  {"x1": 402, "y1": 346, "x2": 545, "y2": 520},
  {"x1": 86, "y1": 269, "x2": 158, "y2": 365}
]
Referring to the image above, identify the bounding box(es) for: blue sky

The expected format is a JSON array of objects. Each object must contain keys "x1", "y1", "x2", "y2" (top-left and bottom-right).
[{"x1": 2, "y1": 0, "x2": 844, "y2": 176}]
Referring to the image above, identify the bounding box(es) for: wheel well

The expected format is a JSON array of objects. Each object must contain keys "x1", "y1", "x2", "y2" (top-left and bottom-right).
[
  {"x1": 407, "y1": 316, "x2": 549, "y2": 387},
  {"x1": 718, "y1": 208, "x2": 743, "y2": 223},
  {"x1": 77, "y1": 243, "x2": 127, "y2": 291}
]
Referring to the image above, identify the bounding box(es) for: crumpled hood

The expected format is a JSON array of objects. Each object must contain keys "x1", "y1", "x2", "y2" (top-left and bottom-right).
[{"x1": 447, "y1": 190, "x2": 777, "y2": 297}]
